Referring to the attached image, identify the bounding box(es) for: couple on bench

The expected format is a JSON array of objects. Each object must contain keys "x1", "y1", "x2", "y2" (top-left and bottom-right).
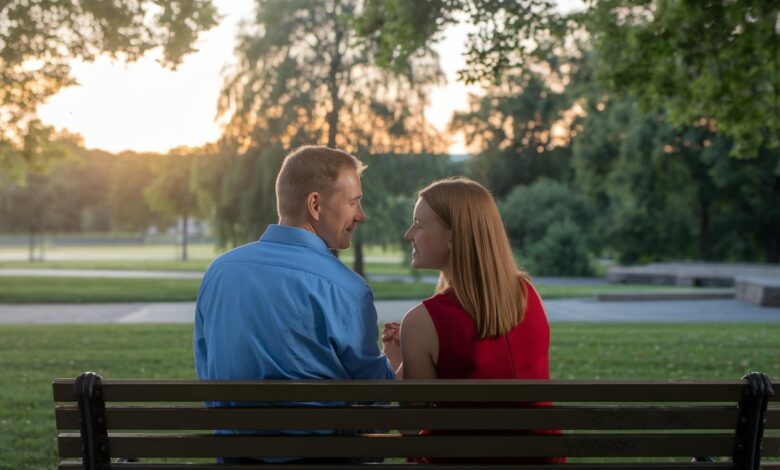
[{"x1": 194, "y1": 145, "x2": 562, "y2": 464}]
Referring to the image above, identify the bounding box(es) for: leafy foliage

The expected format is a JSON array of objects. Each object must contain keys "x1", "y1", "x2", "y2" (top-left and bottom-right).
[
  {"x1": 0, "y1": 0, "x2": 219, "y2": 178},
  {"x1": 588, "y1": 0, "x2": 779, "y2": 157}
]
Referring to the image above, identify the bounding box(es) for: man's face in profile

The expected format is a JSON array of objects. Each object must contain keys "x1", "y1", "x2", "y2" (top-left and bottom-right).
[{"x1": 317, "y1": 167, "x2": 366, "y2": 250}]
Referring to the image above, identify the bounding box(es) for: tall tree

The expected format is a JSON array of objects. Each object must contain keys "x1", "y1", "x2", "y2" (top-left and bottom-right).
[
  {"x1": 144, "y1": 149, "x2": 207, "y2": 260},
  {"x1": 358, "y1": 0, "x2": 568, "y2": 83},
  {"x1": 361, "y1": 0, "x2": 778, "y2": 157},
  {"x1": 108, "y1": 151, "x2": 166, "y2": 236},
  {"x1": 451, "y1": 71, "x2": 573, "y2": 196},
  {"x1": 217, "y1": 0, "x2": 446, "y2": 275},
  {"x1": 588, "y1": 0, "x2": 778, "y2": 158},
  {"x1": 0, "y1": 0, "x2": 219, "y2": 179}
]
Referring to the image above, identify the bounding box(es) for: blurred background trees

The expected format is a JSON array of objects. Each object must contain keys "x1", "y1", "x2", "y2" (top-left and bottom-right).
[
  {"x1": 1, "y1": 0, "x2": 777, "y2": 273},
  {"x1": 0, "y1": 0, "x2": 219, "y2": 181}
]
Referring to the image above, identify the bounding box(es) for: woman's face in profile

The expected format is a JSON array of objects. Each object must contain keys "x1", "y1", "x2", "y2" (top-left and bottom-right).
[{"x1": 404, "y1": 198, "x2": 451, "y2": 270}]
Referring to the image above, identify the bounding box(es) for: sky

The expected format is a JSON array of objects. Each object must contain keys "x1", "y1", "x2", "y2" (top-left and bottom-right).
[{"x1": 37, "y1": 0, "x2": 584, "y2": 155}]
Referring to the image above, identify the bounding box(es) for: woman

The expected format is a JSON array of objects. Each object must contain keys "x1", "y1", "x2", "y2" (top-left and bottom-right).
[{"x1": 383, "y1": 176, "x2": 563, "y2": 464}]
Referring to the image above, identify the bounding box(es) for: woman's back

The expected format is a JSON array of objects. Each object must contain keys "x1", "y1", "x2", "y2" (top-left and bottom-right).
[{"x1": 423, "y1": 279, "x2": 550, "y2": 380}]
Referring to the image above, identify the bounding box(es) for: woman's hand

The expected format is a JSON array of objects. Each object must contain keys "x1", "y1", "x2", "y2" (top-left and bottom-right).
[{"x1": 381, "y1": 322, "x2": 402, "y2": 375}]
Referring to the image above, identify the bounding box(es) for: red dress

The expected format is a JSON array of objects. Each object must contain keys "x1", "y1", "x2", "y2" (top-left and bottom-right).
[{"x1": 417, "y1": 280, "x2": 565, "y2": 463}]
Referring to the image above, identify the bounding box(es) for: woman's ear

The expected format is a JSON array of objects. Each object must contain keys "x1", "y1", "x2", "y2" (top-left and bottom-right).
[{"x1": 306, "y1": 192, "x2": 321, "y2": 221}]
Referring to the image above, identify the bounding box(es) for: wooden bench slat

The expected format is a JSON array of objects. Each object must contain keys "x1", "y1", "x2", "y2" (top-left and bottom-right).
[
  {"x1": 57, "y1": 433, "x2": 737, "y2": 459},
  {"x1": 51, "y1": 379, "x2": 746, "y2": 403},
  {"x1": 767, "y1": 408, "x2": 780, "y2": 429},
  {"x1": 54, "y1": 404, "x2": 741, "y2": 431},
  {"x1": 764, "y1": 436, "x2": 780, "y2": 456},
  {"x1": 57, "y1": 463, "x2": 741, "y2": 470}
]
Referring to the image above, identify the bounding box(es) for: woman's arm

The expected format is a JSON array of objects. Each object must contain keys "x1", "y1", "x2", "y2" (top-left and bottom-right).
[{"x1": 400, "y1": 303, "x2": 439, "y2": 379}]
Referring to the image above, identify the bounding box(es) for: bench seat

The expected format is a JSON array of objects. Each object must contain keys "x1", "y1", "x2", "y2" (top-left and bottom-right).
[{"x1": 53, "y1": 373, "x2": 777, "y2": 469}]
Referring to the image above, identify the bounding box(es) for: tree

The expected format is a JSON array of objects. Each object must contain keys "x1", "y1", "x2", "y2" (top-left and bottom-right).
[
  {"x1": 362, "y1": 0, "x2": 780, "y2": 264},
  {"x1": 0, "y1": 0, "x2": 219, "y2": 178},
  {"x1": 359, "y1": 152, "x2": 459, "y2": 256},
  {"x1": 0, "y1": 140, "x2": 86, "y2": 260},
  {"x1": 571, "y1": 86, "x2": 780, "y2": 264},
  {"x1": 217, "y1": 0, "x2": 447, "y2": 275},
  {"x1": 361, "y1": 0, "x2": 778, "y2": 158},
  {"x1": 144, "y1": 149, "x2": 207, "y2": 260},
  {"x1": 500, "y1": 178, "x2": 593, "y2": 275},
  {"x1": 108, "y1": 152, "x2": 167, "y2": 236},
  {"x1": 452, "y1": 72, "x2": 573, "y2": 197},
  {"x1": 588, "y1": 0, "x2": 778, "y2": 158},
  {"x1": 358, "y1": 0, "x2": 569, "y2": 83}
]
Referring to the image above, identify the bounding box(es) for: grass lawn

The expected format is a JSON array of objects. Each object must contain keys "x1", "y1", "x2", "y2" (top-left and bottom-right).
[
  {"x1": 0, "y1": 259, "x2": 214, "y2": 271},
  {"x1": 0, "y1": 275, "x2": 730, "y2": 303},
  {"x1": 0, "y1": 276, "x2": 437, "y2": 302},
  {"x1": 0, "y1": 259, "x2": 434, "y2": 277},
  {"x1": 1, "y1": 323, "x2": 777, "y2": 469},
  {"x1": 0, "y1": 243, "x2": 222, "y2": 261}
]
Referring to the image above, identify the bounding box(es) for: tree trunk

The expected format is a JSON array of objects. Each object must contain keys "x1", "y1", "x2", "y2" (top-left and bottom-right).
[
  {"x1": 766, "y1": 175, "x2": 780, "y2": 263},
  {"x1": 698, "y1": 196, "x2": 712, "y2": 261},
  {"x1": 182, "y1": 214, "x2": 189, "y2": 261},
  {"x1": 28, "y1": 231, "x2": 35, "y2": 262},
  {"x1": 353, "y1": 229, "x2": 365, "y2": 278}
]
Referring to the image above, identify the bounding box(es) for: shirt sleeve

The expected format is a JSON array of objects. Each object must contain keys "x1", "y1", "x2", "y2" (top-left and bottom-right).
[
  {"x1": 334, "y1": 289, "x2": 395, "y2": 380},
  {"x1": 193, "y1": 302, "x2": 208, "y2": 379}
]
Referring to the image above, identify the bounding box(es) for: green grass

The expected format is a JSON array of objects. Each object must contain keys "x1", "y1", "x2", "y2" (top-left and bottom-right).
[
  {"x1": 535, "y1": 284, "x2": 723, "y2": 299},
  {"x1": 0, "y1": 260, "x2": 213, "y2": 271},
  {"x1": 0, "y1": 276, "x2": 437, "y2": 303},
  {"x1": 1, "y1": 323, "x2": 777, "y2": 469},
  {"x1": 0, "y1": 260, "x2": 435, "y2": 277},
  {"x1": 0, "y1": 243, "x2": 222, "y2": 261},
  {"x1": 0, "y1": 275, "x2": 730, "y2": 303},
  {"x1": 0, "y1": 276, "x2": 203, "y2": 303}
]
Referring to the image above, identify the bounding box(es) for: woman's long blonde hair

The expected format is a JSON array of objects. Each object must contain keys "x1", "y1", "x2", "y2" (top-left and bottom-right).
[{"x1": 419, "y1": 177, "x2": 530, "y2": 338}]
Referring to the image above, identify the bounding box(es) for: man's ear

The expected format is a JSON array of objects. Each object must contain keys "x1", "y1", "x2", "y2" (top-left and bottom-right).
[{"x1": 306, "y1": 192, "x2": 322, "y2": 221}]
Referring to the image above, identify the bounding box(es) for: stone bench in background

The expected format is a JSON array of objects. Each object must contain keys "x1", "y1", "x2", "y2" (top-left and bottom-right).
[
  {"x1": 736, "y1": 277, "x2": 780, "y2": 307},
  {"x1": 608, "y1": 262, "x2": 780, "y2": 288}
]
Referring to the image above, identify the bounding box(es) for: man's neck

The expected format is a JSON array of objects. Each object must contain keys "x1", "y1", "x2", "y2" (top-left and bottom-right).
[{"x1": 278, "y1": 217, "x2": 317, "y2": 236}]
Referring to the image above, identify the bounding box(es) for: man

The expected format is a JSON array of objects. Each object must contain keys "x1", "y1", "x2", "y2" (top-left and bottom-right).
[
  {"x1": 194, "y1": 146, "x2": 400, "y2": 462},
  {"x1": 195, "y1": 145, "x2": 400, "y2": 383}
]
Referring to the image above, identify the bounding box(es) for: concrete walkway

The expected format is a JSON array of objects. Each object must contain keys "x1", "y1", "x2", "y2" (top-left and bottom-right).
[{"x1": 1, "y1": 298, "x2": 778, "y2": 325}]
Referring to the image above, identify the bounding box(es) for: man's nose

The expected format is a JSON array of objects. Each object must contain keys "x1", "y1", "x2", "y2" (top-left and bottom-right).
[{"x1": 355, "y1": 205, "x2": 366, "y2": 222}]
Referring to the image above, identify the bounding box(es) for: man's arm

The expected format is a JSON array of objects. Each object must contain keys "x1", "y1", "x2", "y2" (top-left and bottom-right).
[
  {"x1": 335, "y1": 289, "x2": 396, "y2": 380},
  {"x1": 193, "y1": 303, "x2": 208, "y2": 379}
]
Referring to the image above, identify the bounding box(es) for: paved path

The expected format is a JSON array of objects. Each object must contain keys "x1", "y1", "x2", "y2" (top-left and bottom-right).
[{"x1": 1, "y1": 298, "x2": 778, "y2": 325}]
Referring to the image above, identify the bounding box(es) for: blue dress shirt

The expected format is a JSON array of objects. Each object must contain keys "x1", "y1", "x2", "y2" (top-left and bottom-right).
[{"x1": 194, "y1": 224, "x2": 395, "y2": 384}]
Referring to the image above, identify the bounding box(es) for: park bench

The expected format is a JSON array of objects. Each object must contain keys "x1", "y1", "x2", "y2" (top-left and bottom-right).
[{"x1": 53, "y1": 371, "x2": 778, "y2": 469}]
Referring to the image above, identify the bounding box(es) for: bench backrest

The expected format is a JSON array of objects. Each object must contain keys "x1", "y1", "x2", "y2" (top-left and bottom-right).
[{"x1": 53, "y1": 373, "x2": 778, "y2": 469}]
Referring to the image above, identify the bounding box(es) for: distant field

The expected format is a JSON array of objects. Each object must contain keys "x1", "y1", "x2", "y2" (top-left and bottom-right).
[
  {"x1": 0, "y1": 259, "x2": 434, "y2": 277},
  {"x1": 0, "y1": 242, "x2": 408, "y2": 263},
  {"x1": 0, "y1": 276, "x2": 436, "y2": 302},
  {"x1": 0, "y1": 275, "x2": 723, "y2": 303},
  {"x1": 1, "y1": 323, "x2": 777, "y2": 469}
]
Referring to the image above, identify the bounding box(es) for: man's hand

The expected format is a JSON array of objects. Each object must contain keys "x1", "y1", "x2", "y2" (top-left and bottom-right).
[{"x1": 381, "y1": 322, "x2": 402, "y2": 376}]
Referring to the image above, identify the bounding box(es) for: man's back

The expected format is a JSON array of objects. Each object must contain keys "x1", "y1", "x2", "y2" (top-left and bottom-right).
[{"x1": 194, "y1": 224, "x2": 394, "y2": 382}]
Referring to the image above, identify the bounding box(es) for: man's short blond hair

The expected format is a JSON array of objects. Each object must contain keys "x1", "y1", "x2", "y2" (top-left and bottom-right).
[{"x1": 275, "y1": 146, "x2": 367, "y2": 219}]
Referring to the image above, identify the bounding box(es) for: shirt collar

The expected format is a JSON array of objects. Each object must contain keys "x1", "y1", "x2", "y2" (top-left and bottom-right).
[{"x1": 259, "y1": 224, "x2": 330, "y2": 253}]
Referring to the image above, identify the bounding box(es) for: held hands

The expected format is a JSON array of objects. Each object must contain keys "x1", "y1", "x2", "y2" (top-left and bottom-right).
[{"x1": 381, "y1": 322, "x2": 402, "y2": 375}]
